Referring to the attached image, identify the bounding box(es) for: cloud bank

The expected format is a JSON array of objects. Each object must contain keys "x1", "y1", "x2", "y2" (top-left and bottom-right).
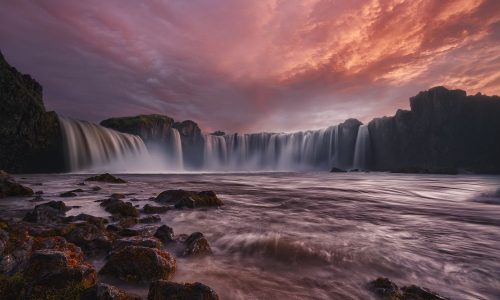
[{"x1": 1, "y1": 0, "x2": 499, "y2": 132}]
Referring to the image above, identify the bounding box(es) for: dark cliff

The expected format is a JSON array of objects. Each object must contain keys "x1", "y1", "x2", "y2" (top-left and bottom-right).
[
  {"x1": 100, "y1": 114, "x2": 175, "y2": 144},
  {"x1": 336, "y1": 118, "x2": 362, "y2": 169},
  {"x1": 368, "y1": 86, "x2": 500, "y2": 173},
  {"x1": 0, "y1": 51, "x2": 64, "y2": 173}
]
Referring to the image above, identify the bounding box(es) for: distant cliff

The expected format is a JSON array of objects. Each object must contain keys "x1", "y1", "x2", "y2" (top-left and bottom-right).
[
  {"x1": 0, "y1": 51, "x2": 64, "y2": 173},
  {"x1": 101, "y1": 115, "x2": 204, "y2": 168},
  {"x1": 368, "y1": 86, "x2": 500, "y2": 173}
]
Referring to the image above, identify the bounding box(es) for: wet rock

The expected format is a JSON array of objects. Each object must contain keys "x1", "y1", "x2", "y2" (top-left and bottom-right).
[
  {"x1": 81, "y1": 283, "x2": 142, "y2": 300},
  {"x1": 368, "y1": 278, "x2": 400, "y2": 300},
  {"x1": 182, "y1": 232, "x2": 212, "y2": 257},
  {"x1": 85, "y1": 173, "x2": 127, "y2": 183},
  {"x1": 139, "y1": 215, "x2": 161, "y2": 224},
  {"x1": 110, "y1": 193, "x2": 126, "y2": 199},
  {"x1": 0, "y1": 228, "x2": 8, "y2": 256},
  {"x1": 117, "y1": 228, "x2": 142, "y2": 237},
  {"x1": 24, "y1": 249, "x2": 96, "y2": 290},
  {"x1": 0, "y1": 170, "x2": 34, "y2": 198},
  {"x1": 92, "y1": 186, "x2": 102, "y2": 191},
  {"x1": 63, "y1": 213, "x2": 109, "y2": 227},
  {"x1": 390, "y1": 166, "x2": 458, "y2": 175},
  {"x1": 330, "y1": 167, "x2": 347, "y2": 173},
  {"x1": 29, "y1": 195, "x2": 45, "y2": 202},
  {"x1": 34, "y1": 190, "x2": 43, "y2": 195},
  {"x1": 154, "y1": 225, "x2": 174, "y2": 243},
  {"x1": 147, "y1": 280, "x2": 219, "y2": 300},
  {"x1": 155, "y1": 190, "x2": 223, "y2": 209},
  {"x1": 113, "y1": 236, "x2": 161, "y2": 250},
  {"x1": 144, "y1": 204, "x2": 170, "y2": 214},
  {"x1": 401, "y1": 285, "x2": 449, "y2": 300},
  {"x1": 23, "y1": 201, "x2": 71, "y2": 224},
  {"x1": 101, "y1": 198, "x2": 139, "y2": 217},
  {"x1": 60, "y1": 191, "x2": 77, "y2": 197},
  {"x1": 117, "y1": 217, "x2": 138, "y2": 228},
  {"x1": 368, "y1": 278, "x2": 449, "y2": 300},
  {"x1": 99, "y1": 246, "x2": 176, "y2": 283},
  {"x1": 64, "y1": 221, "x2": 114, "y2": 256}
]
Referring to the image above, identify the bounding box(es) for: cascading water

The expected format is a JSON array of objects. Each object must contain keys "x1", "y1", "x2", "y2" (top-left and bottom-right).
[
  {"x1": 202, "y1": 126, "x2": 342, "y2": 171},
  {"x1": 59, "y1": 117, "x2": 157, "y2": 173},
  {"x1": 168, "y1": 128, "x2": 184, "y2": 170},
  {"x1": 353, "y1": 125, "x2": 371, "y2": 170}
]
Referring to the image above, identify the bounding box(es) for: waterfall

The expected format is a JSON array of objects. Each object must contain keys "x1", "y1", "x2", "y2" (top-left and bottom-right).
[
  {"x1": 353, "y1": 125, "x2": 371, "y2": 170},
  {"x1": 59, "y1": 117, "x2": 154, "y2": 172},
  {"x1": 201, "y1": 126, "x2": 339, "y2": 171},
  {"x1": 168, "y1": 128, "x2": 184, "y2": 170}
]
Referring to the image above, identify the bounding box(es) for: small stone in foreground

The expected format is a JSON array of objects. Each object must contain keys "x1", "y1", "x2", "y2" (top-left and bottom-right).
[
  {"x1": 147, "y1": 280, "x2": 219, "y2": 300},
  {"x1": 85, "y1": 173, "x2": 126, "y2": 183},
  {"x1": 0, "y1": 170, "x2": 34, "y2": 198},
  {"x1": 367, "y1": 278, "x2": 449, "y2": 300},
  {"x1": 81, "y1": 283, "x2": 141, "y2": 300},
  {"x1": 155, "y1": 189, "x2": 223, "y2": 208}
]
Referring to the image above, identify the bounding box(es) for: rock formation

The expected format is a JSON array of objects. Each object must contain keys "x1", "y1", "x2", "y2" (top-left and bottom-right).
[{"x1": 0, "y1": 51, "x2": 64, "y2": 173}]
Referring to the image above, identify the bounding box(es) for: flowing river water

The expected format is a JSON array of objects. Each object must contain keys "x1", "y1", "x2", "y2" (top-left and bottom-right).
[{"x1": 1, "y1": 172, "x2": 500, "y2": 299}]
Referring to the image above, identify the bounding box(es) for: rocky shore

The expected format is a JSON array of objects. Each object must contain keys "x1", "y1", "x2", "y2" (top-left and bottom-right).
[
  {"x1": 0, "y1": 171, "x2": 221, "y2": 299},
  {"x1": 1, "y1": 171, "x2": 457, "y2": 299}
]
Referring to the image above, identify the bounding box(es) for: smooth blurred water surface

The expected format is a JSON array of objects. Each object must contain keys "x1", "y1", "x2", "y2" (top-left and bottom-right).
[{"x1": 3, "y1": 172, "x2": 500, "y2": 299}]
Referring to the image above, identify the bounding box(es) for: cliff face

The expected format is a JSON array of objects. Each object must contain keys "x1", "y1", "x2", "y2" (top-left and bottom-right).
[
  {"x1": 368, "y1": 86, "x2": 500, "y2": 173},
  {"x1": 101, "y1": 116, "x2": 205, "y2": 168},
  {"x1": 0, "y1": 51, "x2": 64, "y2": 173},
  {"x1": 100, "y1": 114, "x2": 175, "y2": 144},
  {"x1": 336, "y1": 118, "x2": 362, "y2": 169}
]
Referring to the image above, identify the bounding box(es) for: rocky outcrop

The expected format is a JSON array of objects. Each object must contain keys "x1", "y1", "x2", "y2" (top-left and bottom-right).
[
  {"x1": 155, "y1": 190, "x2": 223, "y2": 209},
  {"x1": 336, "y1": 118, "x2": 362, "y2": 169},
  {"x1": 85, "y1": 173, "x2": 126, "y2": 183},
  {"x1": 147, "y1": 280, "x2": 220, "y2": 300},
  {"x1": 81, "y1": 283, "x2": 141, "y2": 300},
  {"x1": 0, "y1": 50, "x2": 64, "y2": 173},
  {"x1": 367, "y1": 87, "x2": 500, "y2": 173},
  {"x1": 368, "y1": 277, "x2": 449, "y2": 300},
  {"x1": 0, "y1": 170, "x2": 33, "y2": 198},
  {"x1": 100, "y1": 114, "x2": 174, "y2": 144},
  {"x1": 99, "y1": 246, "x2": 176, "y2": 283},
  {"x1": 173, "y1": 120, "x2": 204, "y2": 168}
]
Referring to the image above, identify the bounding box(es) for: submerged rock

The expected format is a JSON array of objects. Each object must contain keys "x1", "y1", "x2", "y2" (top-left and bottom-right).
[
  {"x1": 0, "y1": 170, "x2": 34, "y2": 198},
  {"x1": 154, "y1": 225, "x2": 174, "y2": 244},
  {"x1": 139, "y1": 215, "x2": 161, "y2": 224},
  {"x1": 143, "y1": 204, "x2": 170, "y2": 214},
  {"x1": 330, "y1": 167, "x2": 347, "y2": 173},
  {"x1": 147, "y1": 280, "x2": 219, "y2": 300},
  {"x1": 100, "y1": 198, "x2": 139, "y2": 217},
  {"x1": 99, "y1": 246, "x2": 176, "y2": 283},
  {"x1": 155, "y1": 190, "x2": 223, "y2": 209},
  {"x1": 182, "y1": 232, "x2": 212, "y2": 257},
  {"x1": 85, "y1": 173, "x2": 126, "y2": 184},
  {"x1": 368, "y1": 278, "x2": 449, "y2": 300},
  {"x1": 23, "y1": 201, "x2": 71, "y2": 224},
  {"x1": 113, "y1": 236, "x2": 161, "y2": 251}
]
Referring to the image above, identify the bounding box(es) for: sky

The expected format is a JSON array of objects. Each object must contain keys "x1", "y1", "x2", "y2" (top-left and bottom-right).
[{"x1": 0, "y1": 0, "x2": 499, "y2": 133}]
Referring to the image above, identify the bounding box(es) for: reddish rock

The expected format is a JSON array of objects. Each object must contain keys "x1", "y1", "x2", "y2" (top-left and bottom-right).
[{"x1": 147, "y1": 280, "x2": 219, "y2": 300}]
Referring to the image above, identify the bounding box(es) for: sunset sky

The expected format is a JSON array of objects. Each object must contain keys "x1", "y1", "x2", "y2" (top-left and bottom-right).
[{"x1": 1, "y1": 0, "x2": 499, "y2": 132}]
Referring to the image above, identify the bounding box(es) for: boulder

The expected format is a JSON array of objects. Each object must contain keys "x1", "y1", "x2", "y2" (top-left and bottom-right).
[
  {"x1": 99, "y1": 246, "x2": 176, "y2": 283},
  {"x1": 85, "y1": 173, "x2": 126, "y2": 183},
  {"x1": 182, "y1": 232, "x2": 212, "y2": 257},
  {"x1": 139, "y1": 215, "x2": 161, "y2": 224},
  {"x1": 147, "y1": 280, "x2": 219, "y2": 300},
  {"x1": 143, "y1": 204, "x2": 170, "y2": 214},
  {"x1": 368, "y1": 278, "x2": 449, "y2": 300},
  {"x1": 64, "y1": 221, "x2": 114, "y2": 256},
  {"x1": 81, "y1": 283, "x2": 141, "y2": 300},
  {"x1": 154, "y1": 225, "x2": 174, "y2": 244},
  {"x1": 0, "y1": 226, "x2": 33, "y2": 275},
  {"x1": 155, "y1": 190, "x2": 223, "y2": 209},
  {"x1": 100, "y1": 198, "x2": 139, "y2": 217},
  {"x1": 0, "y1": 170, "x2": 34, "y2": 198},
  {"x1": 330, "y1": 167, "x2": 347, "y2": 173},
  {"x1": 113, "y1": 236, "x2": 161, "y2": 250},
  {"x1": 23, "y1": 201, "x2": 71, "y2": 224},
  {"x1": 24, "y1": 249, "x2": 96, "y2": 289}
]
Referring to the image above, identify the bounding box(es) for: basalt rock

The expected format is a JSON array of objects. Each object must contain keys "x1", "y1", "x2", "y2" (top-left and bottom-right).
[
  {"x1": 182, "y1": 232, "x2": 212, "y2": 257},
  {"x1": 0, "y1": 51, "x2": 64, "y2": 173},
  {"x1": 155, "y1": 190, "x2": 223, "y2": 209},
  {"x1": 147, "y1": 280, "x2": 219, "y2": 300},
  {"x1": 368, "y1": 278, "x2": 449, "y2": 300},
  {"x1": 23, "y1": 201, "x2": 71, "y2": 224},
  {"x1": 368, "y1": 87, "x2": 500, "y2": 174},
  {"x1": 143, "y1": 204, "x2": 170, "y2": 214},
  {"x1": 154, "y1": 225, "x2": 174, "y2": 244},
  {"x1": 139, "y1": 215, "x2": 161, "y2": 224},
  {"x1": 99, "y1": 246, "x2": 176, "y2": 283},
  {"x1": 0, "y1": 170, "x2": 34, "y2": 198},
  {"x1": 81, "y1": 283, "x2": 142, "y2": 300},
  {"x1": 85, "y1": 173, "x2": 126, "y2": 184},
  {"x1": 113, "y1": 236, "x2": 161, "y2": 251},
  {"x1": 101, "y1": 114, "x2": 175, "y2": 144},
  {"x1": 100, "y1": 198, "x2": 139, "y2": 217}
]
